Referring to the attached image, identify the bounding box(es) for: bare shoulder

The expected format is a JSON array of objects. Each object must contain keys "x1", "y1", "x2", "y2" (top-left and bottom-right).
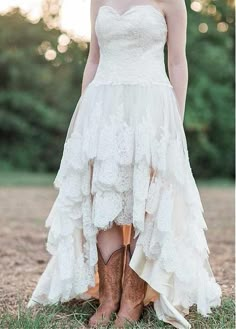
[
  {"x1": 155, "y1": 0, "x2": 187, "y2": 18},
  {"x1": 90, "y1": 0, "x2": 105, "y2": 17}
]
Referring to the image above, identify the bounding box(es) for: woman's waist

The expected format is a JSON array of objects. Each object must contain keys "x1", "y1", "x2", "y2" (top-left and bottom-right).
[{"x1": 92, "y1": 58, "x2": 172, "y2": 86}]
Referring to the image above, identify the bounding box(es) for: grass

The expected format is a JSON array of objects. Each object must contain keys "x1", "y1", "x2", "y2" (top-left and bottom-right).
[
  {"x1": 0, "y1": 171, "x2": 55, "y2": 187},
  {"x1": 197, "y1": 178, "x2": 234, "y2": 188},
  {"x1": 0, "y1": 171, "x2": 234, "y2": 187},
  {"x1": 0, "y1": 297, "x2": 234, "y2": 329}
]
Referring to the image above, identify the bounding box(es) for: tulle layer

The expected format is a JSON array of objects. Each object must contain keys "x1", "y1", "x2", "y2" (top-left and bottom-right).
[{"x1": 27, "y1": 83, "x2": 222, "y2": 329}]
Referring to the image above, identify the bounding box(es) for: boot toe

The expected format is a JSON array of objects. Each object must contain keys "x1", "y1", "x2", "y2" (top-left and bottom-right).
[
  {"x1": 88, "y1": 314, "x2": 109, "y2": 327},
  {"x1": 88, "y1": 304, "x2": 118, "y2": 327},
  {"x1": 114, "y1": 314, "x2": 135, "y2": 328}
]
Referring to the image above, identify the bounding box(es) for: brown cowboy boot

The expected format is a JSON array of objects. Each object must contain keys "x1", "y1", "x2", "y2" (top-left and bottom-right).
[
  {"x1": 114, "y1": 244, "x2": 147, "y2": 328},
  {"x1": 88, "y1": 245, "x2": 125, "y2": 327}
]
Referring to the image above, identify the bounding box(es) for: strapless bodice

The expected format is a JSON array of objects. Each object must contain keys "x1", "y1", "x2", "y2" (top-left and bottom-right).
[{"x1": 92, "y1": 5, "x2": 172, "y2": 86}]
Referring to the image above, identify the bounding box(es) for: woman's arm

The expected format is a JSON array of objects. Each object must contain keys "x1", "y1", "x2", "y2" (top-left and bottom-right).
[
  {"x1": 81, "y1": 0, "x2": 101, "y2": 94},
  {"x1": 164, "y1": 0, "x2": 188, "y2": 121}
]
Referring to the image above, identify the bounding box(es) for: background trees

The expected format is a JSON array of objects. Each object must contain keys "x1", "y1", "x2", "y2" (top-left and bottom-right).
[
  {"x1": 0, "y1": 11, "x2": 88, "y2": 171},
  {"x1": 185, "y1": 0, "x2": 234, "y2": 178},
  {"x1": 0, "y1": 0, "x2": 234, "y2": 177}
]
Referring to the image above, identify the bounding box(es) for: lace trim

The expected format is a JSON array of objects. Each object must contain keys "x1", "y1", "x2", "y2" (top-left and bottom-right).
[
  {"x1": 28, "y1": 112, "x2": 221, "y2": 316},
  {"x1": 90, "y1": 80, "x2": 173, "y2": 88}
]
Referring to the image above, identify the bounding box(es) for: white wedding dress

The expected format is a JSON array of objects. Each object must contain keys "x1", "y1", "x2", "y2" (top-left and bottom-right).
[{"x1": 27, "y1": 5, "x2": 222, "y2": 329}]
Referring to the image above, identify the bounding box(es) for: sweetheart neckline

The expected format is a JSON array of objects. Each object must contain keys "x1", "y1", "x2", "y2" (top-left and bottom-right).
[{"x1": 97, "y1": 4, "x2": 166, "y2": 24}]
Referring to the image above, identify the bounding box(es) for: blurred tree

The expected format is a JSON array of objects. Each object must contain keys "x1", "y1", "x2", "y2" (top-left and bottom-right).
[
  {"x1": 185, "y1": 0, "x2": 234, "y2": 177},
  {"x1": 0, "y1": 10, "x2": 88, "y2": 171},
  {"x1": 0, "y1": 0, "x2": 234, "y2": 177}
]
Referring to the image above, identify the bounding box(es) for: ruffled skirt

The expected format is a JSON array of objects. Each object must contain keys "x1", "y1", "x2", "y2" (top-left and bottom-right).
[{"x1": 27, "y1": 82, "x2": 222, "y2": 329}]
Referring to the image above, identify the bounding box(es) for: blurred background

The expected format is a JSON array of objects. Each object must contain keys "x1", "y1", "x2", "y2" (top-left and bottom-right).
[
  {"x1": 0, "y1": 0, "x2": 234, "y2": 179},
  {"x1": 0, "y1": 0, "x2": 235, "y2": 326}
]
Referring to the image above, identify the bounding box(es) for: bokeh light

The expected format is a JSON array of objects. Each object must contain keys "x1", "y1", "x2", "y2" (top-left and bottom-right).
[
  {"x1": 27, "y1": 11, "x2": 41, "y2": 23},
  {"x1": 45, "y1": 49, "x2": 57, "y2": 61},
  {"x1": 191, "y1": 1, "x2": 202, "y2": 12},
  {"x1": 226, "y1": 16, "x2": 234, "y2": 24},
  {"x1": 207, "y1": 4, "x2": 216, "y2": 15},
  {"x1": 57, "y1": 44, "x2": 68, "y2": 53},
  {"x1": 198, "y1": 22, "x2": 208, "y2": 33},
  {"x1": 38, "y1": 41, "x2": 51, "y2": 55},
  {"x1": 58, "y1": 33, "x2": 70, "y2": 46},
  {"x1": 78, "y1": 41, "x2": 88, "y2": 51},
  {"x1": 217, "y1": 22, "x2": 229, "y2": 32}
]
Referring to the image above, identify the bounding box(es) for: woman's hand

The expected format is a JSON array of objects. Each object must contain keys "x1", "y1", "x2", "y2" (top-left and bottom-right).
[{"x1": 162, "y1": 0, "x2": 188, "y2": 122}]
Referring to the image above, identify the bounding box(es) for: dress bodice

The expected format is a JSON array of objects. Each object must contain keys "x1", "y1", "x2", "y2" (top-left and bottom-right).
[{"x1": 92, "y1": 5, "x2": 172, "y2": 86}]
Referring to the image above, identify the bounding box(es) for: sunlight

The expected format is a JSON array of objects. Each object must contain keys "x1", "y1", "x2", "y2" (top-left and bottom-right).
[
  {"x1": 0, "y1": 0, "x2": 91, "y2": 40},
  {"x1": 0, "y1": 0, "x2": 42, "y2": 17},
  {"x1": 60, "y1": 0, "x2": 90, "y2": 40}
]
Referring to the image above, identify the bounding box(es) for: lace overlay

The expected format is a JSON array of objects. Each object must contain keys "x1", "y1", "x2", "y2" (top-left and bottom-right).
[
  {"x1": 93, "y1": 5, "x2": 172, "y2": 87},
  {"x1": 28, "y1": 6, "x2": 222, "y2": 329}
]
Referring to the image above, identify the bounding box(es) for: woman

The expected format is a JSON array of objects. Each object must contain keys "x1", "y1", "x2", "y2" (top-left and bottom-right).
[{"x1": 27, "y1": 0, "x2": 222, "y2": 328}]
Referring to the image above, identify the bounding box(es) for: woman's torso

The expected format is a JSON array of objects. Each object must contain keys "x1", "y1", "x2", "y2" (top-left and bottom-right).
[{"x1": 91, "y1": 5, "x2": 172, "y2": 87}]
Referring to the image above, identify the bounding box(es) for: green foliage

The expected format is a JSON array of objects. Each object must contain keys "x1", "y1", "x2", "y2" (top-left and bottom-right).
[
  {"x1": 0, "y1": 2, "x2": 234, "y2": 177},
  {"x1": 0, "y1": 91, "x2": 64, "y2": 170},
  {"x1": 0, "y1": 10, "x2": 88, "y2": 172},
  {"x1": 185, "y1": 0, "x2": 234, "y2": 177}
]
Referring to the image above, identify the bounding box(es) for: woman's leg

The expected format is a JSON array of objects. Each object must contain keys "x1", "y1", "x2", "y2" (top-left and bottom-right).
[
  {"x1": 89, "y1": 224, "x2": 125, "y2": 327},
  {"x1": 129, "y1": 225, "x2": 138, "y2": 254},
  {"x1": 97, "y1": 223, "x2": 123, "y2": 262}
]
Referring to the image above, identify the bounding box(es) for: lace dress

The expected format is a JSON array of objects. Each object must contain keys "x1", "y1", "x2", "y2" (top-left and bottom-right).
[{"x1": 27, "y1": 5, "x2": 222, "y2": 329}]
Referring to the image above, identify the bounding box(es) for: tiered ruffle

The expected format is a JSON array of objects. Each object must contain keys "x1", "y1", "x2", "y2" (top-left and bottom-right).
[{"x1": 27, "y1": 83, "x2": 221, "y2": 329}]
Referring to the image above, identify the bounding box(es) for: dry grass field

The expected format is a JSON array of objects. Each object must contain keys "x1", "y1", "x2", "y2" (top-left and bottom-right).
[{"x1": 0, "y1": 180, "x2": 234, "y2": 328}]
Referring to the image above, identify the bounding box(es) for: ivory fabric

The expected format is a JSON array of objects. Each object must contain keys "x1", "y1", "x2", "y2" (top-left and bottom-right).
[{"x1": 27, "y1": 5, "x2": 222, "y2": 328}]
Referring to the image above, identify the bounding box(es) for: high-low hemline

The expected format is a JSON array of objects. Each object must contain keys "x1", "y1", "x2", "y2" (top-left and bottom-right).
[{"x1": 27, "y1": 83, "x2": 221, "y2": 329}]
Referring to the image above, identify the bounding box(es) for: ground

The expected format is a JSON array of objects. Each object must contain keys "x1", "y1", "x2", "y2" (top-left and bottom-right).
[{"x1": 0, "y1": 184, "x2": 234, "y2": 327}]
